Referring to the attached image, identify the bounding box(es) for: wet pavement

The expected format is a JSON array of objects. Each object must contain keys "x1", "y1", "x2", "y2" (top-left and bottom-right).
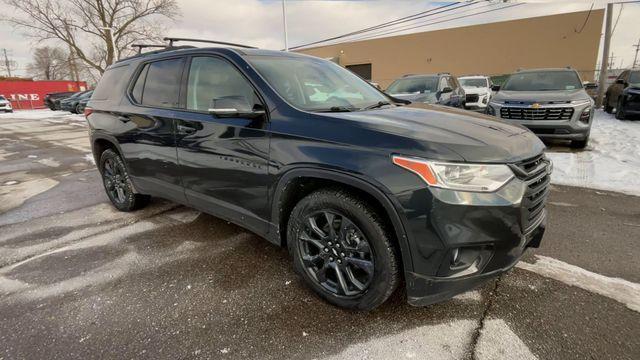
[{"x1": 0, "y1": 110, "x2": 639, "y2": 359}]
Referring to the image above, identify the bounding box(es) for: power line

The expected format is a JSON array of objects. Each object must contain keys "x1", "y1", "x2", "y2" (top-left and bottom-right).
[
  {"x1": 340, "y1": 2, "x2": 524, "y2": 44},
  {"x1": 574, "y1": 2, "x2": 594, "y2": 34},
  {"x1": 289, "y1": 1, "x2": 480, "y2": 50},
  {"x1": 340, "y1": 2, "x2": 497, "y2": 44},
  {"x1": 611, "y1": 3, "x2": 623, "y2": 36}
]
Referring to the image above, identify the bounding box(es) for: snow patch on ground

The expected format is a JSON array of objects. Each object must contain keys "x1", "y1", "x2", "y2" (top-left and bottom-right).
[
  {"x1": 0, "y1": 109, "x2": 84, "y2": 122},
  {"x1": 320, "y1": 320, "x2": 476, "y2": 360},
  {"x1": 547, "y1": 111, "x2": 640, "y2": 196},
  {"x1": 516, "y1": 255, "x2": 640, "y2": 313},
  {"x1": 476, "y1": 319, "x2": 537, "y2": 360}
]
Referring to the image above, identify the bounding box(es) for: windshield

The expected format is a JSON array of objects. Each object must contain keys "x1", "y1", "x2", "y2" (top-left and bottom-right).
[
  {"x1": 387, "y1": 77, "x2": 438, "y2": 94},
  {"x1": 0, "y1": 96, "x2": 5, "y2": 101},
  {"x1": 502, "y1": 71, "x2": 582, "y2": 91},
  {"x1": 459, "y1": 78, "x2": 488, "y2": 88},
  {"x1": 630, "y1": 71, "x2": 640, "y2": 83},
  {"x1": 247, "y1": 56, "x2": 389, "y2": 112}
]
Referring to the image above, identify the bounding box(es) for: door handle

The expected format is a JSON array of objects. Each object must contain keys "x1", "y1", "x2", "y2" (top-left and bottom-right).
[
  {"x1": 117, "y1": 115, "x2": 130, "y2": 123},
  {"x1": 177, "y1": 124, "x2": 197, "y2": 135}
]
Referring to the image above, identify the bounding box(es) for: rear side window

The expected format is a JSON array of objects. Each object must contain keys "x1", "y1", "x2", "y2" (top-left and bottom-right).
[
  {"x1": 93, "y1": 65, "x2": 129, "y2": 100},
  {"x1": 136, "y1": 58, "x2": 185, "y2": 108},
  {"x1": 131, "y1": 64, "x2": 149, "y2": 103}
]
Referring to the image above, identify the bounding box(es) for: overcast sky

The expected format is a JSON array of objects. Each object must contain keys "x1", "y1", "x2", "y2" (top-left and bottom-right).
[{"x1": 2, "y1": 0, "x2": 639, "y2": 77}]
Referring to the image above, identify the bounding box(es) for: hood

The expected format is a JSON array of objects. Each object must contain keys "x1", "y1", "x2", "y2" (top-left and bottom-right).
[
  {"x1": 627, "y1": 82, "x2": 640, "y2": 90},
  {"x1": 493, "y1": 89, "x2": 590, "y2": 103},
  {"x1": 390, "y1": 92, "x2": 438, "y2": 104},
  {"x1": 320, "y1": 103, "x2": 545, "y2": 163}
]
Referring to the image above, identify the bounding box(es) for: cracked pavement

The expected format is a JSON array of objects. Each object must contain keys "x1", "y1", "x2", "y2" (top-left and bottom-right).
[{"x1": 0, "y1": 110, "x2": 639, "y2": 359}]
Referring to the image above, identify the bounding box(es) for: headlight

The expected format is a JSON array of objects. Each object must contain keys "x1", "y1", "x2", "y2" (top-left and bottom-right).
[{"x1": 392, "y1": 155, "x2": 514, "y2": 192}]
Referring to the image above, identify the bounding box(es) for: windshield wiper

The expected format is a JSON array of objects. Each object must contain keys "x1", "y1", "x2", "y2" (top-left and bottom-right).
[
  {"x1": 361, "y1": 101, "x2": 393, "y2": 111},
  {"x1": 316, "y1": 106, "x2": 356, "y2": 112}
]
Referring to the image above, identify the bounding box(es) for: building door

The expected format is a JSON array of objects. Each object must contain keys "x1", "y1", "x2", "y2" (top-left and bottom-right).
[{"x1": 346, "y1": 64, "x2": 372, "y2": 80}]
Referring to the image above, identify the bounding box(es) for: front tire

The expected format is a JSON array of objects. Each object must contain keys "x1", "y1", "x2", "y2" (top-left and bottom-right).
[
  {"x1": 603, "y1": 96, "x2": 613, "y2": 113},
  {"x1": 99, "y1": 149, "x2": 150, "y2": 212},
  {"x1": 615, "y1": 98, "x2": 626, "y2": 120},
  {"x1": 287, "y1": 189, "x2": 399, "y2": 310}
]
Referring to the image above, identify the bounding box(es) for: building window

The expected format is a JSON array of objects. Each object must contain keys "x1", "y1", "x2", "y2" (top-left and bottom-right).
[{"x1": 346, "y1": 63, "x2": 372, "y2": 81}]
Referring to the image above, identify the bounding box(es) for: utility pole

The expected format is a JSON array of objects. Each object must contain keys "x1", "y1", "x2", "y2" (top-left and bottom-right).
[
  {"x1": 596, "y1": 2, "x2": 613, "y2": 108},
  {"x1": 282, "y1": 0, "x2": 289, "y2": 51},
  {"x1": 2, "y1": 48, "x2": 12, "y2": 77},
  {"x1": 633, "y1": 39, "x2": 640, "y2": 68}
]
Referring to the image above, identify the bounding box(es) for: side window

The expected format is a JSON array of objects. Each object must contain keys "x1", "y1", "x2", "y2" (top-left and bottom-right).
[
  {"x1": 618, "y1": 71, "x2": 629, "y2": 81},
  {"x1": 448, "y1": 77, "x2": 458, "y2": 89},
  {"x1": 131, "y1": 64, "x2": 149, "y2": 103},
  {"x1": 140, "y1": 58, "x2": 185, "y2": 108},
  {"x1": 186, "y1": 56, "x2": 259, "y2": 112},
  {"x1": 438, "y1": 77, "x2": 448, "y2": 90},
  {"x1": 93, "y1": 65, "x2": 129, "y2": 100}
]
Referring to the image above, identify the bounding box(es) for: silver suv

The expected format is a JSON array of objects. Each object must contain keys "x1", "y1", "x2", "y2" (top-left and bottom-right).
[{"x1": 487, "y1": 68, "x2": 595, "y2": 148}]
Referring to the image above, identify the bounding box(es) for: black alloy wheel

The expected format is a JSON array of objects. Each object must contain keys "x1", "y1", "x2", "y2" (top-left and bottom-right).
[
  {"x1": 99, "y1": 149, "x2": 149, "y2": 211},
  {"x1": 287, "y1": 189, "x2": 399, "y2": 310},
  {"x1": 298, "y1": 210, "x2": 374, "y2": 297}
]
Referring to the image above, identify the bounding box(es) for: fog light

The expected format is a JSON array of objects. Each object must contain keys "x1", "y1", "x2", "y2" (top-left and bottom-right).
[
  {"x1": 579, "y1": 108, "x2": 591, "y2": 123},
  {"x1": 439, "y1": 246, "x2": 493, "y2": 278}
]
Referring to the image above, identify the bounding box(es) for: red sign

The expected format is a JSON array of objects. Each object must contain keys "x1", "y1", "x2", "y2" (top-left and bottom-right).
[{"x1": 0, "y1": 80, "x2": 88, "y2": 110}]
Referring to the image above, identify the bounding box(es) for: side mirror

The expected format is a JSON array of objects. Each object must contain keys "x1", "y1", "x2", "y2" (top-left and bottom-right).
[
  {"x1": 208, "y1": 96, "x2": 265, "y2": 118},
  {"x1": 584, "y1": 83, "x2": 597, "y2": 89},
  {"x1": 441, "y1": 87, "x2": 453, "y2": 94},
  {"x1": 616, "y1": 79, "x2": 625, "y2": 85},
  {"x1": 491, "y1": 85, "x2": 501, "y2": 92}
]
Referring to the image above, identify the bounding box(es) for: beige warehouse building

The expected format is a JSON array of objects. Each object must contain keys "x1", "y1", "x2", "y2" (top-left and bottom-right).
[{"x1": 297, "y1": 10, "x2": 605, "y2": 88}]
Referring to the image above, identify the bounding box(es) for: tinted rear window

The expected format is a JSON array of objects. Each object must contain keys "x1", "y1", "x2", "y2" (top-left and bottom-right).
[
  {"x1": 139, "y1": 58, "x2": 184, "y2": 108},
  {"x1": 93, "y1": 65, "x2": 129, "y2": 100}
]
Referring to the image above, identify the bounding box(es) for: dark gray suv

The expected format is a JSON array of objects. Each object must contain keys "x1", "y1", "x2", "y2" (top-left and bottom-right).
[{"x1": 487, "y1": 68, "x2": 595, "y2": 148}]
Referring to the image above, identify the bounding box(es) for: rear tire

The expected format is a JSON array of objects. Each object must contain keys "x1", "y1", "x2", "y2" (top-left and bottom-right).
[
  {"x1": 287, "y1": 189, "x2": 399, "y2": 310},
  {"x1": 99, "y1": 149, "x2": 150, "y2": 212},
  {"x1": 75, "y1": 104, "x2": 82, "y2": 114}
]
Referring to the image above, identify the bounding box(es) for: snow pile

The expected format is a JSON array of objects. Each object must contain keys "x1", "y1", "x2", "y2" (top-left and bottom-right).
[
  {"x1": 547, "y1": 111, "x2": 640, "y2": 196},
  {"x1": 0, "y1": 109, "x2": 85, "y2": 122}
]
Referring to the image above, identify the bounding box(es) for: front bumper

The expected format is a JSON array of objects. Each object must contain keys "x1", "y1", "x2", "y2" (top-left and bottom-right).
[
  {"x1": 487, "y1": 101, "x2": 592, "y2": 140},
  {"x1": 396, "y1": 154, "x2": 551, "y2": 306},
  {"x1": 407, "y1": 217, "x2": 545, "y2": 306}
]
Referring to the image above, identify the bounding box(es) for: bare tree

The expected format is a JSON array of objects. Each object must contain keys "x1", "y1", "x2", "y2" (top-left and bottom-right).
[
  {"x1": 4, "y1": 0, "x2": 179, "y2": 74},
  {"x1": 26, "y1": 46, "x2": 71, "y2": 80},
  {"x1": 1, "y1": 49, "x2": 18, "y2": 77}
]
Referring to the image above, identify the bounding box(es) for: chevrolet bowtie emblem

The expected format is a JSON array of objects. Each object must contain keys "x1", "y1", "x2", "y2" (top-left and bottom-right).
[{"x1": 531, "y1": 103, "x2": 542, "y2": 109}]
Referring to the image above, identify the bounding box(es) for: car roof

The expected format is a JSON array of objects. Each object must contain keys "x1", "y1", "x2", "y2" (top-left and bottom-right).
[
  {"x1": 399, "y1": 74, "x2": 442, "y2": 79},
  {"x1": 114, "y1": 46, "x2": 313, "y2": 67},
  {"x1": 516, "y1": 68, "x2": 577, "y2": 73},
  {"x1": 458, "y1": 75, "x2": 488, "y2": 79}
]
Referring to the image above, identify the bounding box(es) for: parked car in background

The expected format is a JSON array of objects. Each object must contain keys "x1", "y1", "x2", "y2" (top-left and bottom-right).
[
  {"x1": 458, "y1": 75, "x2": 492, "y2": 111},
  {"x1": 77, "y1": 96, "x2": 91, "y2": 115},
  {"x1": 386, "y1": 73, "x2": 464, "y2": 108},
  {"x1": 60, "y1": 91, "x2": 91, "y2": 113},
  {"x1": 87, "y1": 46, "x2": 549, "y2": 310},
  {"x1": 0, "y1": 95, "x2": 13, "y2": 113},
  {"x1": 62, "y1": 90, "x2": 93, "y2": 114},
  {"x1": 487, "y1": 68, "x2": 595, "y2": 148},
  {"x1": 44, "y1": 91, "x2": 76, "y2": 110},
  {"x1": 604, "y1": 69, "x2": 640, "y2": 120}
]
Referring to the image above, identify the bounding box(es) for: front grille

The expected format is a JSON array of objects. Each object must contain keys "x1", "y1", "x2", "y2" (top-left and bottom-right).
[
  {"x1": 466, "y1": 94, "x2": 479, "y2": 103},
  {"x1": 510, "y1": 154, "x2": 551, "y2": 234},
  {"x1": 500, "y1": 107, "x2": 574, "y2": 120}
]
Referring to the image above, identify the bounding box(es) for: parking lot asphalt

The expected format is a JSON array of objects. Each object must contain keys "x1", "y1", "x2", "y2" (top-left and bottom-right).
[{"x1": 0, "y1": 111, "x2": 639, "y2": 359}]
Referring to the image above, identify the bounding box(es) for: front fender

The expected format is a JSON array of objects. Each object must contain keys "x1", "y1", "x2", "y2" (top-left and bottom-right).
[{"x1": 270, "y1": 166, "x2": 415, "y2": 273}]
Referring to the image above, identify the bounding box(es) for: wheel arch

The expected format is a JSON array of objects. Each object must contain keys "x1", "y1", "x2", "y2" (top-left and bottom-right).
[{"x1": 271, "y1": 167, "x2": 414, "y2": 273}]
